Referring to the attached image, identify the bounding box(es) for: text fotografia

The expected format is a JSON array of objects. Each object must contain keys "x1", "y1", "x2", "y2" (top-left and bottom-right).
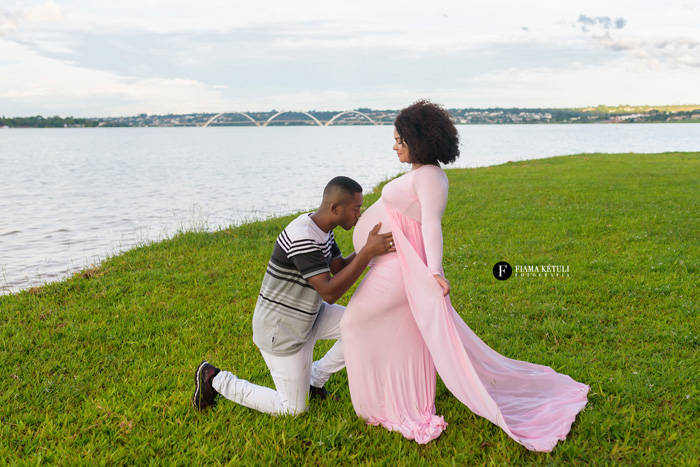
[{"x1": 514, "y1": 264, "x2": 570, "y2": 278}]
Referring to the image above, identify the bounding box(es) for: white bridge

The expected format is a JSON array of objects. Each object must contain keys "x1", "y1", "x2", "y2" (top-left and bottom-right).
[{"x1": 201, "y1": 110, "x2": 377, "y2": 127}]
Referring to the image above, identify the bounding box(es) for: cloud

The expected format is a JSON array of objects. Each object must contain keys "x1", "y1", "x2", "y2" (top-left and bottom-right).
[
  {"x1": 468, "y1": 62, "x2": 700, "y2": 107},
  {"x1": 595, "y1": 36, "x2": 700, "y2": 68},
  {"x1": 0, "y1": 1, "x2": 64, "y2": 37},
  {"x1": 0, "y1": 40, "x2": 230, "y2": 116},
  {"x1": 5, "y1": 20, "x2": 524, "y2": 104},
  {"x1": 0, "y1": 11, "x2": 22, "y2": 37},
  {"x1": 576, "y1": 14, "x2": 626, "y2": 33},
  {"x1": 571, "y1": 11, "x2": 699, "y2": 70}
]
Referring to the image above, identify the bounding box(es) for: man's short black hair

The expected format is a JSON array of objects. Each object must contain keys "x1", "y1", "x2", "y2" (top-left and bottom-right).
[{"x1": 323, "y1": 176, "x2": 363, "y2": 198}]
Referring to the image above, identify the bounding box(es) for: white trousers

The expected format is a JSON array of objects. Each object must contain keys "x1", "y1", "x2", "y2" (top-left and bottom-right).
[{"x1": 212, "y1": 303, "x2": 345, "y2": 415}]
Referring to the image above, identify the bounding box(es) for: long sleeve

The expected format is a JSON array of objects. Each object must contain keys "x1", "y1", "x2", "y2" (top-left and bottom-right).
[{"x1": 412, "y1": 166, "x2": 449, "y2": 276}]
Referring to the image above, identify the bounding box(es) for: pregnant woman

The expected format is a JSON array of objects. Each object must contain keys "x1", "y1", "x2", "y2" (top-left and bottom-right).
[{"x1": 340, "y1": 100, "x2": 589, "y2": 451}]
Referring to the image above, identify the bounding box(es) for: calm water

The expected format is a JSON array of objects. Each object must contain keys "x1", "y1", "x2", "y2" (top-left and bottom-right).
[{"x1": 1, "y1": 123, "x2": 698, "y2": 294}]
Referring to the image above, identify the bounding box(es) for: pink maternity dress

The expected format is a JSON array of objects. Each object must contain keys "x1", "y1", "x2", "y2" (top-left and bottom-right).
[{"x1": 340, "y1": 164, "x2": 589, "y2": 451}]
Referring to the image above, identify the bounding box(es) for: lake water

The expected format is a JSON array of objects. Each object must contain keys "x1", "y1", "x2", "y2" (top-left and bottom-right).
[{"x1": 1, "y1": 123, "x2": 698, "y2": 295}]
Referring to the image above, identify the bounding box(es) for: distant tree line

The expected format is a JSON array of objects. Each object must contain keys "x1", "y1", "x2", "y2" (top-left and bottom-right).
[
  {"x1": 3, "y1": 107, "x2": 699, "y2": 128},
  {"x1": 0, "y1": 115, "x2": 100, "y2": 128}
]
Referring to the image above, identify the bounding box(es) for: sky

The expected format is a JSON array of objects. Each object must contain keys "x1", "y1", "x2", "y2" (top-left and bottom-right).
[{"x1": 1, "y1": 0, "x2": 699, "y2": 117}]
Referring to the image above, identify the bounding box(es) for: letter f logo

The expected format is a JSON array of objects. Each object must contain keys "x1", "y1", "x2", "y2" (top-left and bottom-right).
[{"x1": 493, "y1": 261, "x2": 512, "y2": 280}]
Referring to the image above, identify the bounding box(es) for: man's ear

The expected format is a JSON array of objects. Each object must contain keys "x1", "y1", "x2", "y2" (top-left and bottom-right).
[{"x1": 329, "y1": 202, "x2": 341, "y2": 215}]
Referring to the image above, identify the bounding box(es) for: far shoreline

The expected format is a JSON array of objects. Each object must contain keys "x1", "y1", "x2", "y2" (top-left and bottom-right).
[
  {"x1": 2, "y1": 120, "x2": 699, "y2": 129},
  {"x1": 3, "y1": 104, "x2": 700, "y2": 128}
]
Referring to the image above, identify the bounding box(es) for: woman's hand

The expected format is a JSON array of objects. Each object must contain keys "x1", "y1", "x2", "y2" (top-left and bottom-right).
[{"x1": 434, "y1": 274, "x2": 450, "y2": 296}]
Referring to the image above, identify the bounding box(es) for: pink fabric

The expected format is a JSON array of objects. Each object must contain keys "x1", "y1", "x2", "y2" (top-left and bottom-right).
[{"x1": 341, "y1": 165, "x2": 589, "y2": 451}]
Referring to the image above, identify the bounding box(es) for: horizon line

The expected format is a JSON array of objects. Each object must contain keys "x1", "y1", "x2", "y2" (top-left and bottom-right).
[{"x1": 4, "y1": 103, "x2": 700, "y2": 120}]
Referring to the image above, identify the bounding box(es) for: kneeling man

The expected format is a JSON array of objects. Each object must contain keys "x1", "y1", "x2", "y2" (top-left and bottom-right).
[{"x1": 193, "y1": 176, "x2": 394, "y2": 415}]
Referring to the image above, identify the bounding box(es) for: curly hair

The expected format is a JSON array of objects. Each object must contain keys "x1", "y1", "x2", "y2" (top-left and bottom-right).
[{"x1": 394, "y1": 99, "x2": 460, "y2": 165}]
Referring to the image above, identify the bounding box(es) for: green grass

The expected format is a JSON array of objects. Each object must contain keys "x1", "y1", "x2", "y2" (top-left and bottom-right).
[{"x1": 2, "y1": 152, "x2": 699, "y2": 465}]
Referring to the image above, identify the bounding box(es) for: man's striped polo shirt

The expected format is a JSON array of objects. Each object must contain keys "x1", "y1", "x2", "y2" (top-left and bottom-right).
[{"x1": 252, "y1": 213, "x2": 342, "y2": 356}]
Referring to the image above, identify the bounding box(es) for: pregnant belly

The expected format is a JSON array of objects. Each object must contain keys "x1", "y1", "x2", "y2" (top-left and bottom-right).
[{"x1": 352, "y1": 198, "x2": 391, "y2": 253}]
